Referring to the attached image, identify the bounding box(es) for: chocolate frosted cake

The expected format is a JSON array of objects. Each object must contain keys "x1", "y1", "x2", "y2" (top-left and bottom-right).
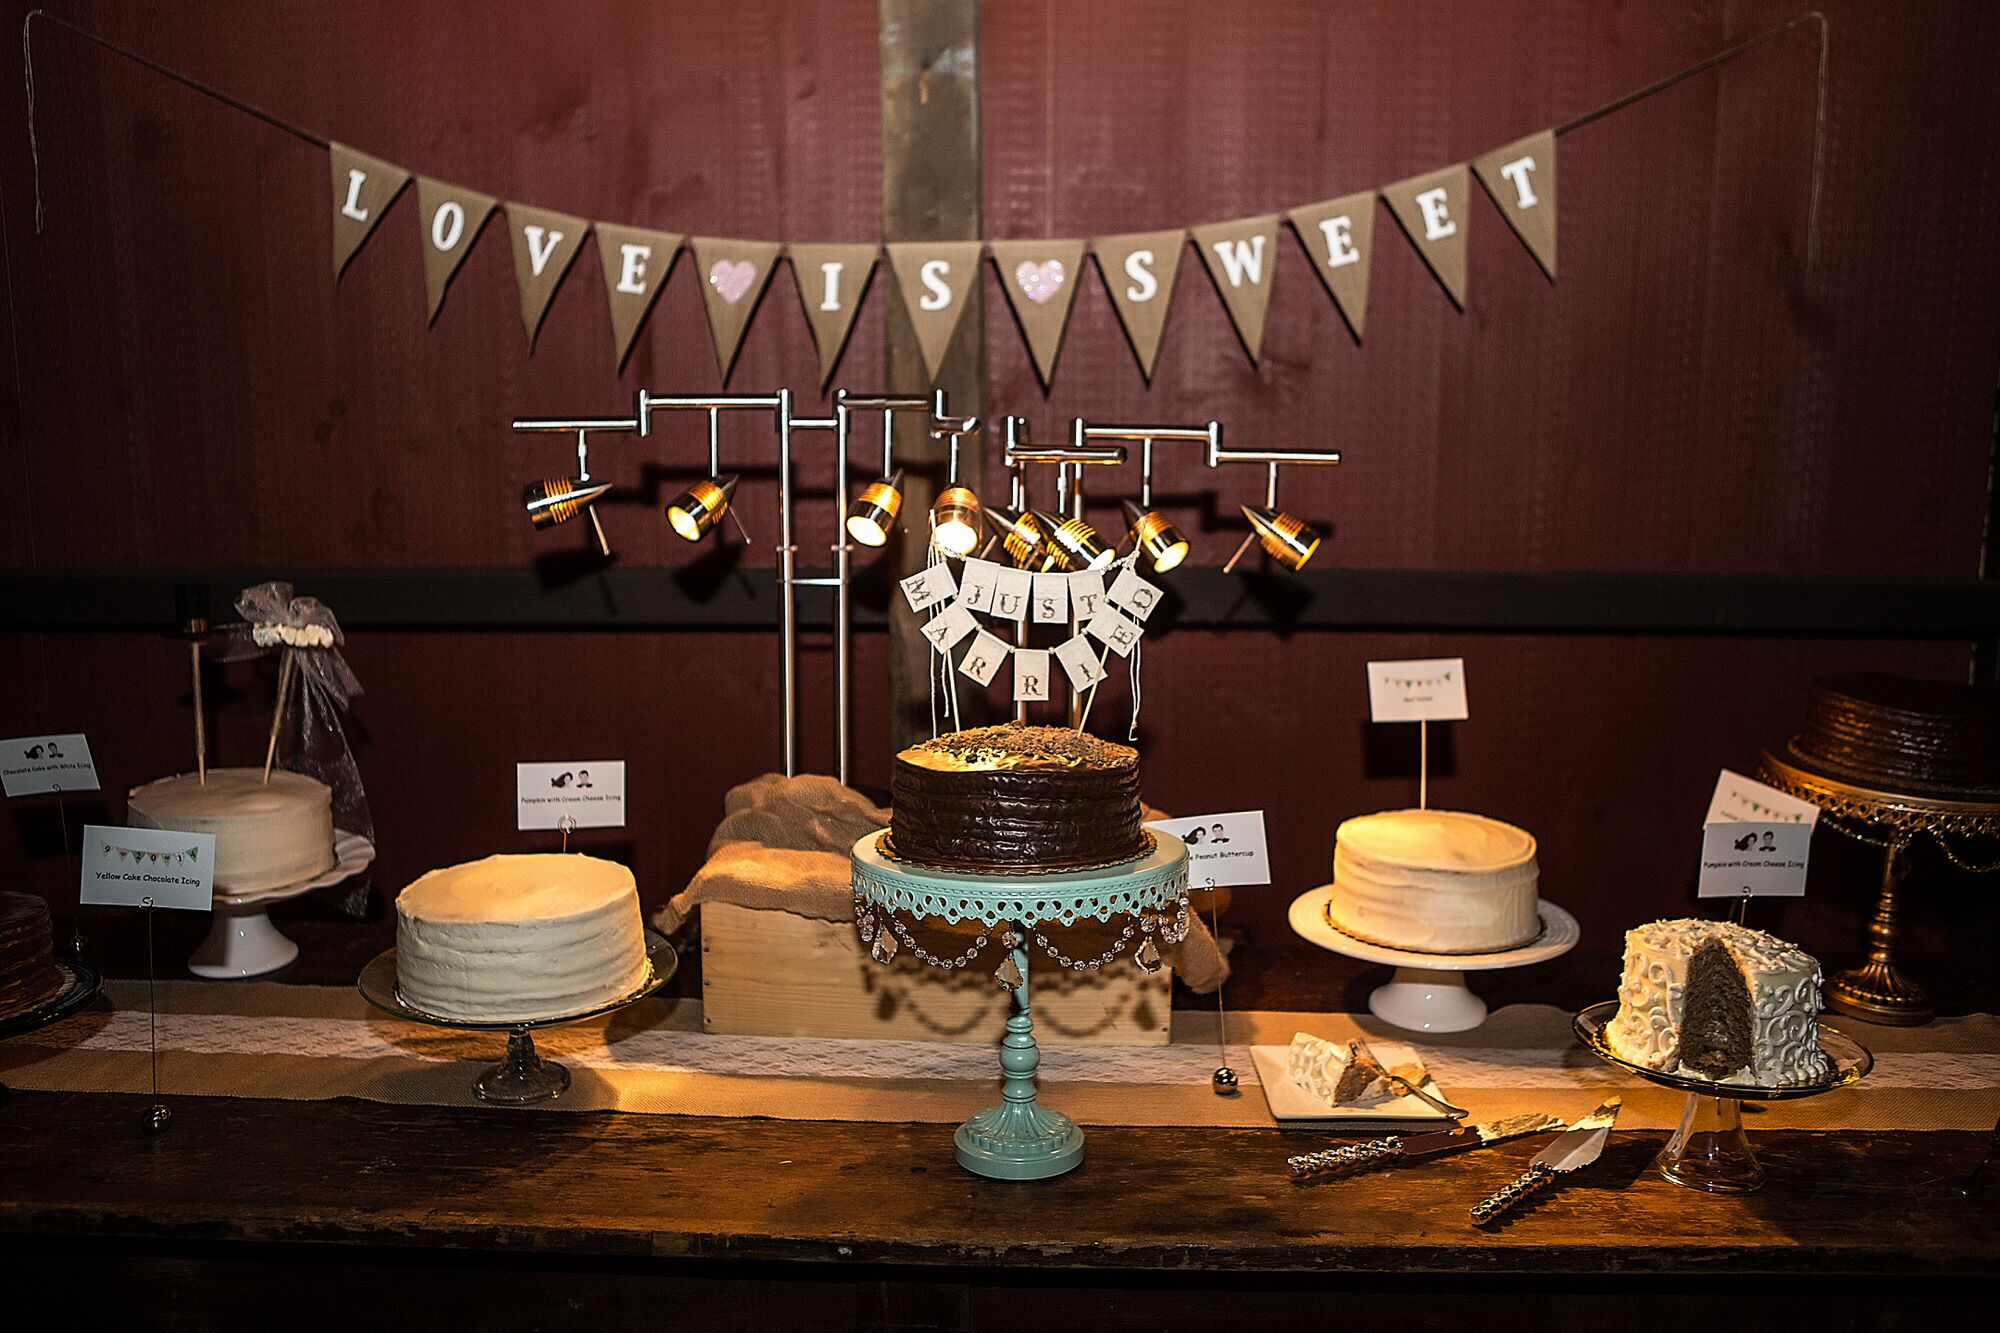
[
  {"x1": 889, "y1": 723, "x2": 1147, "y2": 871},
  {"x1": 0, "y1": 891, "x2": 66, "y2": 1017},
  {"x1": 1787, "y1": 673, "x2": 2000, "y2": 797}
]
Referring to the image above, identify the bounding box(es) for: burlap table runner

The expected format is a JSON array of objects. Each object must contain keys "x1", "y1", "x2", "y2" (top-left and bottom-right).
[{"x1": 3, "y1": 981, "x2": 1995, "y2": 1131}]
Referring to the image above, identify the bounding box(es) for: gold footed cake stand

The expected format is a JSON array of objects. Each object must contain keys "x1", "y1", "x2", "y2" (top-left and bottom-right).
[
  {"x1": 1574, "y1": 1000, "x2": 1871, "y2": 1192},
  {"x1": 1760, "y1": 750, "x2": 2000, "y2": 1026}
]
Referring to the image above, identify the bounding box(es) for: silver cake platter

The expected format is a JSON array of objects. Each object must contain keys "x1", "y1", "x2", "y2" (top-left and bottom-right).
[
  {"x1": 1573, "y1": 999, "x2": 1872, "y2": 1193},
  {"x1": 358, "y1": 928, "x2": 677, "y2": 1105}
]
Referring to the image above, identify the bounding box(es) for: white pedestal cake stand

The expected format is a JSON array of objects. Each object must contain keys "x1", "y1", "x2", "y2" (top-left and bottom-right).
[
  {"x1": 189, "y1": 831, "x2": 375, "y2": 979},
  {"x1": 1288, "y1": 886, "x2": 1579, "y2": 1033}
]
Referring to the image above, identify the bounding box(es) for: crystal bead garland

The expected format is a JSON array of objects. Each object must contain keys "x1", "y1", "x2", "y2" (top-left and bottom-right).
[{"x1": 853, "y1": 892, "x2": 1192, "y2": 975}]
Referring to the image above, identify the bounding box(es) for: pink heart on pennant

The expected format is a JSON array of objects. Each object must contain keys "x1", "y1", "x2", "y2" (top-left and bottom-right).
[
  {"x1": 708, "y1": 259, "x2": 757, "y2": 305},
  {"x1": 1014, "y1": 259, "x2": 1066, "y2": 304}
]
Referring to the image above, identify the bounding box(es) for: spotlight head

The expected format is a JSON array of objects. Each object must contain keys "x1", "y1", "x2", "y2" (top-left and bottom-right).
[
  {"x1": 1122, "y1": 498, "x2": 1190, "y2": 575},
  {"x1": 1241, "y1": 504, "x2": 1322, "y2": 570},
  {"x1": 524, "y1": 477, "x2": 613, "y2": 530},
  {"x1": 846, "y1": 468, "x2": 904, "y2": 548},
  {"x1": 666, "y1": 473, "x2": 739, "y2": 542},
  {"x1": 983, "y1": 505, "x2": 1056, "y2": 569},
  {"x1": 1033, "y1": 509, "x2": 1115, "y2": 572},
  {"x1": 930, "y1": 485, "x2": 983, "y2": 558}
]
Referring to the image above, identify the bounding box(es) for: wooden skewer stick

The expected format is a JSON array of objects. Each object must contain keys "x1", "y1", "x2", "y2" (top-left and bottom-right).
[
  {"x1": 261, "y1": 648, "x2": 295, "y2": 784},
  {"x1": 1074, "y1": 643, "x2": 1115, "y2": 733},
  {"x1": 190, "y1": 640, "x2": 206, "y2": 785}
]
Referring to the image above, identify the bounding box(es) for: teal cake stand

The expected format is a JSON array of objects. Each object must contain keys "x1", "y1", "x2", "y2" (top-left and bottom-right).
[{"x1": 851, "y1": 830, "x2": 1190, "y2": 1181}]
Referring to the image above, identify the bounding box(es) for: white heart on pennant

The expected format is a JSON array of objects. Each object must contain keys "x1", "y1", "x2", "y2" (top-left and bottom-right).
[
  {"x1": 709, "y1": 259, "x2": 757, "y2": 304},
  {"x1": 1014, "y1": 259, "x2": 1066, "y2": 304}
]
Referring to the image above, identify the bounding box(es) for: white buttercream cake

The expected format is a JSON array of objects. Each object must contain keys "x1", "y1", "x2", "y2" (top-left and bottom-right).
[
  {"x1": 127, "y1": 767, "x2": 336, "y2": 893},
  {"x1": 1328, "y1": 809, "x2": 1540, "y2": 953},
  {"x1": 1606, "y1": 918, "x2": 1832, "y2": 1087},
  {"x1": 394, "y1": 853, "x2": 649, "y2": 1023}
]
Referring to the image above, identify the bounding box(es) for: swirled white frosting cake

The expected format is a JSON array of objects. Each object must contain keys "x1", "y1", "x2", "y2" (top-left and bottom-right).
[
  {"x1": 128, "y1": 768, "x2": 336, "y2": 893},
  {"x1": 395, "y1": 853, "x2": 648, "y2": 1022},
  {"x1": 1607, "y1": 919, "x2": 1832, "y2": 1087},
  {"x1": 1328, "y1": 809, "x2": 1540, "y2": 953}
]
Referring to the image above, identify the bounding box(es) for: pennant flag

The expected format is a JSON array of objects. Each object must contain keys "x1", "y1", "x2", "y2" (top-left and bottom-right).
[
  {"x1": 885, "y1": 241, "x2": 983, "y2": 383},
  {"x1": 415, "y1": 178, "x2": 498, "y2": 322},
  {"x1": 1473, "y1": 131, "x2": 1557, "y2": 281},
  {"x1": 1287, "y1": 191, "x2": 1376, "y2": 339},
  {"x1": 1092, "y1": 229, "x2": 1184, "y2": 380},
  {"x1": 595, "y1": 223, "x2": 681, "y2": 371},
  {"x1": 1013, "y1": 648, "x2": 1051, "y2": 703},
  {"x1": 1192, "y1": 214, "x2": 1282, "y2": 363},
  {"x1": 920, "y1": 603, "x2": 979, "y2": 655},
  {"x1": 505, "y1": 204, "x2": 590, "y2": 348},
  {"x1": 690, "y1": 237, "x2": 780, "y2": 383},
  {"x1": 328, "y1": 143, "x2": 410, "y2": 280},
  {"x1": 1382, "y1": 165, "x2": 1471, "y2": 309},
  {"x1": 989, "y1": 239, "x2": 1086, "y2": 388},
  {"x1": 788, "y1": 243, "x2": 878, "y2": 385},
  {"x1": 958, "y1": 630, "x2": 1010, "y2": 687},
  {"x1": 1054, "y1": 634, "x2": 1106, "y2": 691}
]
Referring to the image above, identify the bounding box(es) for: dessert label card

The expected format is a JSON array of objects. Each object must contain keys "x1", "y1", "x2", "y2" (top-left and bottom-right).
[
  {"x1": 1145, "y1": 810, "x2": 1271, "y2": 887},
  {"x1": 516, "y1": 760, "x2": 627, "y2": 830},
  {"x1": 1366, "y1": 658, "x2": 1468, "y2": 722},
  {"x1": 1697, "y1": 822, "x2": 1811, "y2": 898},
  {"x1": 2, "y1": 733, "x2": 100, "y2": 797},
  {"x1": 80, "y1": 825, "x2": 214, "y2": 911},
  {"x1": 1705, "y1": 769, "x2": 1818, "y2": 827}
]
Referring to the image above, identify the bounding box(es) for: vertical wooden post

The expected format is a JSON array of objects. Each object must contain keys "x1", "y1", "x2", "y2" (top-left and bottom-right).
[{"x1": 879, "y1": 0, "x2": 986, "y2": 748}]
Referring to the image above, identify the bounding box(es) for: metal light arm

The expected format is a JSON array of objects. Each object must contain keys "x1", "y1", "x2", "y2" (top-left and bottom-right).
[{"x1": 1072, "y1": 418, "x2": 1219, "y2": 508}]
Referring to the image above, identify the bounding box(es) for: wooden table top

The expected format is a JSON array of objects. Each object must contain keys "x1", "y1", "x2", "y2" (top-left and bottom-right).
[{"x1": 3, "y1": 1087, "x2": 1995, "y2": 1276}]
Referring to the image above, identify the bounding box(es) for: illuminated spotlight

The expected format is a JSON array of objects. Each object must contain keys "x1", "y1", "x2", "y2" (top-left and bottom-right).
[
  {"x1": 1121, "y1": 499, "x2": 1190, "y2": 574},
  {"x1": 1241, "y1": 504, "x2": 1322, "y2": 571},
  {"x1": 666, "y1": 473, "x2": 740, "y2": 542},
  {"x1": 524, "y1": 477, "x2": 614, "y2": 556},
  {"x1": 845, "y1": 468, "x2": 904, "y2": 547},
  {"x1": 1032, "y1": 509, "x2": 1115, "y2": 572},
  {"x1": 930, "y1": 485, "x2": 983, "y2": 557},
  {"x1": 983, "y1": 506, "x2": 1057, "y2": 570}
]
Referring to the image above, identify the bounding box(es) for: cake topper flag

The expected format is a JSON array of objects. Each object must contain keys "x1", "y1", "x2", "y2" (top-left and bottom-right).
[
  {"x1": 1013, "y1": 649, "x2": 1051, "y2": 703},
  {"x1": 1192, "y1": 215, "x2": 1282, "y2": 363},
  {"x1": 990, "y1": 239, "x2": 1087, "y2": 388},
  {"x1": 958, "y1": 630, "x2": 1011, "y2": 687},
  {"x1": 328, "y1": 143, "x2": 410, "y2": 280},
  {"x1": 886, "y1": 241, "x2": 984, "y2": 383},
  {"x1": 415, "y1": 178, "x2": 498, "y2": 323},
  {"x1": 505, "y1": 204, "x2": 591, "y2": 348},
  {"x1": 1093, "y1": 229, "x2": 1186, "y2": 380},
  {"x1": 1288, "y1": 191, "x2": 1377, "y2": 340},
  {"x1": 1472, "y1": 131, "x2": 1558, "y2": 281},
  {"x1": 690, "y1": 237, "x2": 781, "y2": 383},
  {"x1": 1382, "y1": 166, "x2": 1471, "y2": 309},
  {"x1": 595, "y1": 223, "x2": 682, "y2": 371},
  {"x1": 788, "y1": 244, "x2": 879, "y2": 385}
]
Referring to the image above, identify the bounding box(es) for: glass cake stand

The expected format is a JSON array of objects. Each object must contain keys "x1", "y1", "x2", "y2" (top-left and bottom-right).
[
  {"x1": 357, "y1": 929, "x2": 676, "y2": 1105},
  {"x1": 1288, "y1": 886, "x2": 1579, "y2": 1032},
  {"x1": 0, "y1": 958, "x2": 105, "y2": 1105},
  {"x1": 1573, "y1": 1000, "x2": 1872, "y2": 1193}
]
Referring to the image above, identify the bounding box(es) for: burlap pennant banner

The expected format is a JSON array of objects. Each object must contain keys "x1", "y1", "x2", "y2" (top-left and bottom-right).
[
  {"x1": 595, "y1": 223, "x2": 681, "y2": 371},
  {"x1": 787, "y1": 243, "x2": 878, "y2": 385},
  {"x1": 505, "y1": 204, "x2": 590, "y2": 348},
  {"x1": 1192, "y1": 215, "x2": 1282, "y2": 363},
  {"x1": 990, "y1": 238, "x2": 1086, "y2": 388},
  {"x1": 415, "y1": 178, "x2": 497, "y2": 323},
  {"x1": 328, "y1": 143, "x2": 409, "y2": 280},
  {"x1": 1092, "y1": 229, "x2": 1184, "y2": 380},
  {"x1": 1382, "y1": 165, "x2": 1471, "y2": 310},
  {"x1": 1288, "y1": 191, "x2": 1376, "y2": 340},
  {"x1": 690, "y1": 236, "x2": 780, "y2": 382},
  {"x1": 1473, "y1": 131, "x2": 1557, "y2": 281},
  {"x1": 886, "y1": 241, "x2": 983, "y2": 384}
]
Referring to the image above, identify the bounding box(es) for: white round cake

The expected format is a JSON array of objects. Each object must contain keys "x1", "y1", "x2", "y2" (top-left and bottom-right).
[
  {"x1": 128, "y1": 767, "x2": 336, "y2": 893},
  {"x1": 394, "y1": 853, "x2": 649, "y2": 1023},
  {"x1": 1328, "y1": 809, "x2": 1540, "y2": 953}
]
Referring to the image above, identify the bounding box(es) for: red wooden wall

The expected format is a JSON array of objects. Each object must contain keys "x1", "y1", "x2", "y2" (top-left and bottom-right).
[{"x1": 3, "y1": 1, "x2": 1996, "y2": 1010}]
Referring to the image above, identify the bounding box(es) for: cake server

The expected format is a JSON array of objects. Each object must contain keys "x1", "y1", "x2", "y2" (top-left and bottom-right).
[
  {"x1": 1469, "y1": 1097, "x2": 1621, "y2": 1225},
  {"x1": 1286, "y1": 1112, "x2": 1565, "y2": 1180}
]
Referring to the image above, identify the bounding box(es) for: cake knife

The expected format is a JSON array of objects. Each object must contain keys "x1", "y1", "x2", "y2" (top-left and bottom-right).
[
  {"x1": 1468, "y1": 1097, "x2": 1622, "y2": 1225},
  {"x1": 1287, "y1": 1112, "x2": 1566, "y2": 1180}
]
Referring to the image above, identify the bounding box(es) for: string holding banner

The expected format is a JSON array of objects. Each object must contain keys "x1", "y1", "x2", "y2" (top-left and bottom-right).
[{"x1": 20, "y1": 9, "x2": 1828, "y2": 384}]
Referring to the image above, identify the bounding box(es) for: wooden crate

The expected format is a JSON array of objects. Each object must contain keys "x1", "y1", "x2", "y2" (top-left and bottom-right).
[{"x1": 699, "y1": 901, "x2": 1171, "y2": 1046}]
